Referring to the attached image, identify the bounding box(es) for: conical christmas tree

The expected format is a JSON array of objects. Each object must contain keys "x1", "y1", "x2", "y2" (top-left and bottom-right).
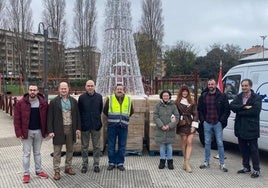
[{"x1": 96, "y1": 0, "x2": 145, "y2": 96}]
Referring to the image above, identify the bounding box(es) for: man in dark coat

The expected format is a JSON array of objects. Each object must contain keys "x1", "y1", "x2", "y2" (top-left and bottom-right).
[
  {"x1": 47, "y1": 82, "x2": 81, "y2": 180},
  {"x1": 198, "y1": 78, "x2": 230, "y2": 172},
  {"x1": 14, "y1": 84, "x2": 49, "y2": 183},
  {"x1": 78, "y1": 80, "x2": 103, "y2": 173},
  {"x1": 230, "y1": 78, "x2": 261, "y2": 178}
]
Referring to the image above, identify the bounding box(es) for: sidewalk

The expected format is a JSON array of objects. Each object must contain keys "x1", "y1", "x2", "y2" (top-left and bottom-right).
[{"x1": 1, "y1": 110, "x2": 268, "y2": 188}]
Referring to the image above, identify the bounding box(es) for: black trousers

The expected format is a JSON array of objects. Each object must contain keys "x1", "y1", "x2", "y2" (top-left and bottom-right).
[{"x1": 238, "y1": 137, "x2": 260, "y2": 171}]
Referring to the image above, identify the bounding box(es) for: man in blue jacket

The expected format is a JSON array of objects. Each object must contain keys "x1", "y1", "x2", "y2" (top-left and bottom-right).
[
  {"x1": 230, "y1": 79, "x2": 261, "y2": 178},
  {"x1": 78, "y1": 80, "x2": 103, "y2": 173}
]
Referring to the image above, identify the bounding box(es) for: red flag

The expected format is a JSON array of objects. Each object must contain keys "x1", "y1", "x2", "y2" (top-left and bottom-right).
[
  {"x1": 217, "y1": 61, "x2": 223, "y2": 93},
  {"x1": 0, "y1": 73, "x2": 2, "y2": 94}
]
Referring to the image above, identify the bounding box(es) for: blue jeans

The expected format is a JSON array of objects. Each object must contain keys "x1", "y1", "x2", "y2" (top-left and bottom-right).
[
  {"x1": 204, "y1": 121, "x2": 225, "y2": 164},
  {"x1": 22, "y1": 129, "x2": 43, "y2": 175},
  {"x1": 160, "y1": 143, "x2": 173, "y2": 160},
  {"x1": 107, "y1": 126, "x2": 128, "y2": 166}
]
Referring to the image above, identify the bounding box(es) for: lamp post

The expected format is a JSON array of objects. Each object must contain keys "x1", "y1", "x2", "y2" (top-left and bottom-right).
[
  {"x1": 260, "y1": 35, "x2": 267, "y2": 61},
  {"x1": 37, "y1": 22, "x2": 56, "y2": 101},
  {"x1": 1, "y1": 60, "x2": 6, "y2": 94},
  {"x1": 0, "y1": 68, "x2": 2, "y2": 94}
]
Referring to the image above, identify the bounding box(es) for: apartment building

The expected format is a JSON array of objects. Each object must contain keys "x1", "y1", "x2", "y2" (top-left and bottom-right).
[
  {"x1": 64, "y1": 47, "x2": 101, "y2": 80},
  {"x1": 0, "y1": 29, "x2": 64, "y2": 82}
]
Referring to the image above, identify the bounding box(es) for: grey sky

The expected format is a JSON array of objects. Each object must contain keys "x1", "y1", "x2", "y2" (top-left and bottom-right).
[{"x1": 31, "y1": 0, "x2": 268, "y2": 56}]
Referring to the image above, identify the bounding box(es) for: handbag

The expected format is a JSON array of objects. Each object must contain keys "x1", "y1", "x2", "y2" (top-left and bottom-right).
[{"x1": 178, "y1": 119, "x2": 186, "y2": 126}]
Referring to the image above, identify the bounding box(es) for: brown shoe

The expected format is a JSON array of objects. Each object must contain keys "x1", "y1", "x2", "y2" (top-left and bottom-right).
[
  {"x1": 64, "y1": 168, "x2": 76, "y2": 175},
  {"x1": 53, "y1": 172, "x2": 61, "y2": 180}
]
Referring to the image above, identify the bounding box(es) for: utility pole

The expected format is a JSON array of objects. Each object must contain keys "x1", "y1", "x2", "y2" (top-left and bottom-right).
[{"x1": 260, "y1": 35, "x2": 267, "y2": 61}]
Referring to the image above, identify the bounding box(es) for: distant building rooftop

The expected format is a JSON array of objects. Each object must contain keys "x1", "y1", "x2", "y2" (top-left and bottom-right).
[
  {"x1": 239, "y1": 50, "x2": 268, "y2": 63},
  {"x1": 241, "y1": 45, "x2": 267, "y2": 57}
]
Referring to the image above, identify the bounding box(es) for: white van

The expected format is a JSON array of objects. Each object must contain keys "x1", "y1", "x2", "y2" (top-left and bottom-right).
[{"x1": 222, "y1": 61, "x2": 268, "y2": 151}]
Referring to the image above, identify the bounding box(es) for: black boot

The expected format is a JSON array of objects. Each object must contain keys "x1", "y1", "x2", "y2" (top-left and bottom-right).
[
  {"x1": 167, "y1": 159, "x2": 174, "y2": 170},
  {"x1": 158, "y1": 159, "x2": 166, "y2": 169}
]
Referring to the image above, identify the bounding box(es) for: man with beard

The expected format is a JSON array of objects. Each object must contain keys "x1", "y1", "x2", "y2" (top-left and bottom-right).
[
  {"x1": 14, "y1": 84, "x2": 49, "y2": 183},
  {"x1": 103, "y1": 84, "x2": 134, "y2": 171},
  {"x1": 197, "y1": 79, "x2": 230, "y2": 172}
]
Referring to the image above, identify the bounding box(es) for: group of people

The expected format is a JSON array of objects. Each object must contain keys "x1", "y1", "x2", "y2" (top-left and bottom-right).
[
  {"x1": 13, "y1": 77, "x2": 262, "y2": 184},
  {"x1": 14, "y1": 81, "x2": 133, "y2": 183},
  {"x1": 153, "y1": 78, "x2": 261, "y2": 178}
]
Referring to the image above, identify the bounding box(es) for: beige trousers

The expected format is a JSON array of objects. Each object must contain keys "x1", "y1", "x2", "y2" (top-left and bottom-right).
[{"x1": 53, "y1": 125, "x2": 73, "y2": 172}]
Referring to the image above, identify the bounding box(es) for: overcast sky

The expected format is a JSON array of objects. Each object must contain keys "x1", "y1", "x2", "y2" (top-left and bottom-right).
[{"x1": 31, "y1": 0, "x2": 268, "y2": 56}]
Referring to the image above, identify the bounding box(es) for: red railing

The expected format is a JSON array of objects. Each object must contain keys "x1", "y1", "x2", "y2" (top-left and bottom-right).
[
  {"x1": 152, "y1": 70, "x2": 199, "y2": 102},
  {"x1": 0, "y1": 93, "x2": 18, "y2": 116}
]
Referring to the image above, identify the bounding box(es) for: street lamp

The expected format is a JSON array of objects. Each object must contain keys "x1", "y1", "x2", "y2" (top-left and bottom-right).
[
  {"x1": 260, "y1": 35, "x2": 267, "y2": 61},
  {"x1": 37, "y1": 22, "x2": 57, "y2": 101},
  {"x1": 1, "y1": 60, "x2": 6, "y2": 94}
]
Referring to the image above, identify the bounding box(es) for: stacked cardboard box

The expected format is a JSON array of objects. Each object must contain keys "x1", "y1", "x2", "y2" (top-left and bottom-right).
[
  {"x1": 73, "y1": 127, "x2": 105, "y2": 153},
  {"x1": 73, "y1": 97, "x2": 107, "y2": 153},
  {"x1": 145, "y1": 95, "x2": 181, "y2": 152},
  {"x1": 73, "y1": 94, "x2": 182, "y2": 155},
  {"x1": 126, "y1": 96, "x2": 147, "y2": 153},
  {"x1": 100, "y1": 96, "x2": 147, "y2": 155}
]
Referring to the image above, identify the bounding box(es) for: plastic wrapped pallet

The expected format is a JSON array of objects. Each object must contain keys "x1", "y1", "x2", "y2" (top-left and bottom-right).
[
  {"x1": 126, "y1": 96, "x2": 147, "y2": 154},
  {"x1": 145, "y1": 96, "x2": 181, "y2": 154}
]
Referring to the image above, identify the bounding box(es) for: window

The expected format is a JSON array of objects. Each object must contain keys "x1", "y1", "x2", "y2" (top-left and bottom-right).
[{"x1": 223, "y1": 75, "x2": 241, "y2": 99}]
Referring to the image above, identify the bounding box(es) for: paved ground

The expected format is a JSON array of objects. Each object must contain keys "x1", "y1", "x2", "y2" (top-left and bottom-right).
[{"x1": 1, "y1": 110, "x2": 268, "y2": 188}]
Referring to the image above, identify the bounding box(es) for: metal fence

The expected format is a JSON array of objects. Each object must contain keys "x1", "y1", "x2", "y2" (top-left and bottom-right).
[{"x1": 0, "y1": 93, "x2": 17, "y2": 116}]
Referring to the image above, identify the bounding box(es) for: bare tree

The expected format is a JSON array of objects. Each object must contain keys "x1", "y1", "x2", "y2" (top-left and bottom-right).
[
  {"x1": 0, "y1": 0, "x2": 4, "y2": 12},
  {"x1": 141, "y1": 0, "x2": 164, "y2": 47},
  {"x1": 0, "y1": 0, "x2": 5, "y2": 26},
  {"x1": 7, "y1": 0, "x2": 33, "y2": 33},
  {"x1": 6, "y1": 0, "x2": 33, "y2": 84},
  {"x1": 42, "y1": 0, "x2": 67, "y2": 78},
  {"x1": 139, "y1": 0, "x2": 164, "y2": 81},
  {"x1": 73, "y1": 0, "x2": 97, "y2": 80},
  {"x1": 135, "y1": 32, "x2": 160, "y2": 80},
  {"x1": 42, "y1": 0, "x2": 66, "y2": 41}
]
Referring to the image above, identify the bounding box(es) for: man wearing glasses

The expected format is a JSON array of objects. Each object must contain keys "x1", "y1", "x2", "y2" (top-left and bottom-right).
[{"x1": 14, "y1": 84, "x2": 49, "y2": 183}]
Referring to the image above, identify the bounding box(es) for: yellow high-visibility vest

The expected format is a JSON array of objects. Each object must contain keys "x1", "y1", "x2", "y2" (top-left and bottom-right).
[{"x1": 108, "y1": 94, "x2": 131, "y2": 127}]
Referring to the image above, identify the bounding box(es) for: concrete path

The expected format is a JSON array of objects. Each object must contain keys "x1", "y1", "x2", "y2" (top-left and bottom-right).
[{"x1": 1, "y1": 110, "x2": 268, "y2": 188}]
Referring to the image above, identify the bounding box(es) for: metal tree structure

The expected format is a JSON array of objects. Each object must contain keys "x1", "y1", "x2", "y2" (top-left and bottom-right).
[{"x1": 96, "y1": 0, "x2": 145, "y2": 96}]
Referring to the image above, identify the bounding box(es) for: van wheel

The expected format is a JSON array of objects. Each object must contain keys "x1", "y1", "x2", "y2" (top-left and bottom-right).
[{"x1": 198, "y1": 123, "x2": 218, "y2": 150}]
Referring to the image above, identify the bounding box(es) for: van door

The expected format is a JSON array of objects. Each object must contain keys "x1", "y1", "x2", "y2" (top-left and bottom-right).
[{"x1": 248, "y1": 69, "x2": 268, "y2": 151}]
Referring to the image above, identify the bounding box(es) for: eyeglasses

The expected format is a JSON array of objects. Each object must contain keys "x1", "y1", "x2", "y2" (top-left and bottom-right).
[{"x1": 29, "y1": 89, "x2": 38, "y2": 92}]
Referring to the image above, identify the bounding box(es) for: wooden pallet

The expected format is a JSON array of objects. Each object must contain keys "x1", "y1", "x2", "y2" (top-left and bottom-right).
[
  {"x1": 125, "y1": 150, "x2": 143, "y2": 156},
  {"x1": 148, "y1": 150, "x2": 183, "y2": 157}
]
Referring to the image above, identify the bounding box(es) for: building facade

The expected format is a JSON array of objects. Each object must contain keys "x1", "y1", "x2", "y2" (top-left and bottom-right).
[
  {"x1": 64, "y1": 47, "x2": 101, "y2": 81},
  {"x1": 1, "y1": 29, "x2": 101, "y2": 86},
  {"x1": 0, "y1": 29, "x2": 64, "y2": 83}
]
